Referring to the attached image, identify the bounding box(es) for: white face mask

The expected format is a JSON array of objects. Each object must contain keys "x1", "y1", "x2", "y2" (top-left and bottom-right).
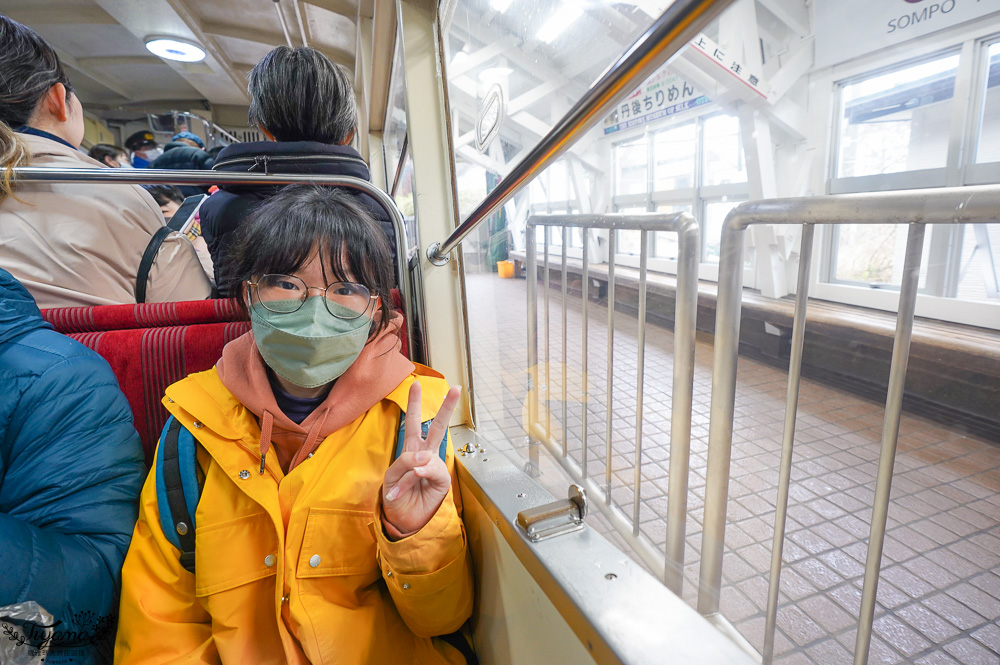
[
  {"x1": 137, "y1": 147, "x2": 163, "y2": 162},
  {"x1": 117, "y1": 160, "x2": 134, "y2": 169}
]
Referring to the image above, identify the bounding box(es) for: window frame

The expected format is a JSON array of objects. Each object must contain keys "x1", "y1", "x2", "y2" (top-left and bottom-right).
[
  {"x1": 815, "y1": 21, "x2": 1000, "y2": 330},
  {"x1": 609, "y1": 110, "x2": 750, "y2": 283}
]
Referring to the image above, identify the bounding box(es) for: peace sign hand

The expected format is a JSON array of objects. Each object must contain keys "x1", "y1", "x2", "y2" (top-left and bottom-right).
[{"x1": 382, "y1": 382, "x2": 462, "y2": 536}]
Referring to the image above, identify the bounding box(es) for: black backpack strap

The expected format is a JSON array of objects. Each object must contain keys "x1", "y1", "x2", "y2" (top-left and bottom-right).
[
  {"x1": 439, "y1": 631, "x2": 479, "y2": 665},
  {"x1": 135, "y1": 225, "x2": 173, "y2": 304},
  {"x1": 160, "y1": 417, "x2": 197, "y2": 573}
]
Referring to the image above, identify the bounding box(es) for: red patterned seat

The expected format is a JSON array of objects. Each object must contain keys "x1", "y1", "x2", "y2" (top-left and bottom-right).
[
  {"x1": 42, "y1": 293, "x2": 408, "y2": 465},
  {"x1": 42, "y1": 300, "x2": 250, "y2": 464},
  {"x1": 42, "y1": 297, "x2": 245, "y2": 333}
]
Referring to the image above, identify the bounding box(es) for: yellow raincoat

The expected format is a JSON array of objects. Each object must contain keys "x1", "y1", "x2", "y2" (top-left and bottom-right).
[{"x1": 115, "y1": 364, "x2": 474, "y2": 664}]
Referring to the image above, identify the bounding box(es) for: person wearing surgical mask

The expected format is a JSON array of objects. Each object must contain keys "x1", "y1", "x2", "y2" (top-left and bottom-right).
[
  {"x1": 115, "y1": 185, "x2": 475, "y2": 665},
  {"x1": 124, "y1": 130, "x2": 163, "y2": 168},
  {"x1": 87, "y1": 143, "x2": 133, "y2": 168}
]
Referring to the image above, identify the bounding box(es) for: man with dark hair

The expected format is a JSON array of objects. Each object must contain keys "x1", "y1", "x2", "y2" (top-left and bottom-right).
[
  {"x1": 88, "y1": 143, "x2": 132, "y2": 168},
  {"x1": 0, "y1": 15, "x2": 212, "y2": 307},
  {"x1": 199, "y1": 45, "x2": 397, "y2": 296},
  {"x1": 150, "y1": 131, "x2": 213, "y2": 197}
]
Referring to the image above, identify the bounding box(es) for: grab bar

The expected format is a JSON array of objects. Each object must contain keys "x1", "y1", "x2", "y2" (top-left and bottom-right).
[
  {"x1": 424, "y1": 0, "x2": 735, "y2": 265},
  {"x1": 11, "y1": 167, "x2": 424, "y2": 362}
]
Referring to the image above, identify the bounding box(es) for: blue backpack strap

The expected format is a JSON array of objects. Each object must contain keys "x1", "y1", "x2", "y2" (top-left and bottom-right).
[
  {"x1": 393, "y1": 410, "x2": 448, "y2": 464},
  {"x1": 154, "y1": 416, "x2": 201, "y2": 573}
]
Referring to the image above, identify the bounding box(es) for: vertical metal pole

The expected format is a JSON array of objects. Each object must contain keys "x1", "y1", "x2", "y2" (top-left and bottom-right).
[
  {"x1": 632, "y1": 231, "x2": 649, "y2": 535},
  {"x1": 544, "y1": 233, "x2": 552, "y2": 440},
  {"x1": 562, "y1": 226, "x2": 569, "y2": 457},
  {"x1": 582, "y1": 229, "x2": 590, "y2": 479},
  {"x1": 854, "y1": 224, "x2": 926, "y2": 665},
  {"x1": 527, "y1": 223, "x2": 540, "y2": 476},
  {"x1": 762, "y1": 224, "x2": 815, "y2": 663},
  {"x1": 606, "y1": 232, "x2": 617, "y2": 503},
  {"x1": 698, "y1": 219, "x2": 746, "y2": 616},
  {"x1": 664, "y1": 215, "x2": 699, "y2": 594}
]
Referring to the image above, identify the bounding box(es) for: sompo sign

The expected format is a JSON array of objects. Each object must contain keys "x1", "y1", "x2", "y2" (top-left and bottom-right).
[
  {"x1": 815, "y1": 0, "x2": 999, "y2": 68},
  {"x1": 888, "y1": 0, "x2": 957, "y2": 34}
]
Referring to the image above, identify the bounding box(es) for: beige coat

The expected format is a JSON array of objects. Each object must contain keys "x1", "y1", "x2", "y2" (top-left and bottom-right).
[{"x1": 0, "y1": 134, "x2": 212, "y2": 308}]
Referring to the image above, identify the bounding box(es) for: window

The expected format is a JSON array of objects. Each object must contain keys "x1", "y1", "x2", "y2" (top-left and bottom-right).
[
  {"x1": 975, "y1": 42, "x2": 1000, "y2": 164},
  {"x1": 821, "y1": 35, "x2": 1000, "y2": 328},
  {"x1": 836, "y1": 52, "x2": 959, "y2": 179},
  {"x1": 611, "y1": 112, "x2": 748, "y2": 273}
]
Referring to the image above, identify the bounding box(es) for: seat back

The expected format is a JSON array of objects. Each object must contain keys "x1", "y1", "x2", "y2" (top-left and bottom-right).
[
  {"x1": 42, "y1": 300, "x2": 250, "y2": 464},
  {"x1": 42, "y1": 293, "x2": 408, "y2": 464}
]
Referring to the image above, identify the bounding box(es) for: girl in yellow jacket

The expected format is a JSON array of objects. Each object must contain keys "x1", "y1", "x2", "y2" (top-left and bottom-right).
[{"x1": 115, "y1": 185, "x2": 474, "y2": 664}]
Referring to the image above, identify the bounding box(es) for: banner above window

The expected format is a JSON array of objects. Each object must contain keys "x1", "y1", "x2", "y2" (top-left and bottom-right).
[
  {"x1": 603, "y1": 69, "x2": 710, "y2": 135},
  {"x1": 815, "y1": 0, "x2": 1000, "y2": 69}
]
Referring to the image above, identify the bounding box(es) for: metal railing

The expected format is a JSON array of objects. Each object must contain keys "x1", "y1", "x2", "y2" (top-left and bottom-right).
[
  {"x1": 11, "y1": 167, "x2": 425, "y2": 363},
  {"x1": 425, "y1": 0, "x2": 735, "y2": 265},
  {"x1": 525, "y1": 213, "x2": 699, "y2": 594},
  {"x1": 696, "y1": 184, "x2": 1000, "y2": 665},
  {"x1": 156, "y1": 111, "x2": 242, "y2": 147}
]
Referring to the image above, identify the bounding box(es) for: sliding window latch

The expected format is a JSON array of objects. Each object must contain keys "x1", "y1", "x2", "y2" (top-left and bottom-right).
[{"x1": 516, "y1": 485, "x2": 588, "y2": 542}]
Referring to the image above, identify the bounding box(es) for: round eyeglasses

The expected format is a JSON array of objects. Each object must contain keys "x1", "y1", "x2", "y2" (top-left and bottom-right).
[{"x1": 248, "y1": 275, "x2": 378, "y2": 320}]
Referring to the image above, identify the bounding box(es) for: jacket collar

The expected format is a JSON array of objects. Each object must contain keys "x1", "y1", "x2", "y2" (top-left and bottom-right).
[
  {"x1": 16, "y1": 125, "x2": 78, "y2": 151},
  {"x1": 212, "y1": 140, "x2": 370, "y2": 178},
  {"x1": 0, "y1": 269, "x2": 52, "y2": 344}
]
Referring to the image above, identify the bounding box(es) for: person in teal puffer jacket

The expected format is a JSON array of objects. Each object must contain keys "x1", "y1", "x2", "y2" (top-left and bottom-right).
[{"x1": 0, "y1": 268, "x2": 144, "y2": 664}]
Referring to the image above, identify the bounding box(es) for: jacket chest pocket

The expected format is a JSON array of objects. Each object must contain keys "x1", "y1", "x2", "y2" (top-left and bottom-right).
[
  {"x1": 296, "y1": 508, "x2": 378, "y2": 585},
  {"x1": 194, "y1": 512, "x2": 279, "y2": 597}
]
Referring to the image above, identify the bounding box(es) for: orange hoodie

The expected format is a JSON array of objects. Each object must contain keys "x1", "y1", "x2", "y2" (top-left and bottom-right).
[{"x1": 216, "y1": 311, "x2": 415, "y2": 474}]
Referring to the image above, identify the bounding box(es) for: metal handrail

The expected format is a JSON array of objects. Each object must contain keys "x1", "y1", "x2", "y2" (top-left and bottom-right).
[
  {"x1": 696, "y1": 184, "x2": 1000, "y2": 665},
  {"x1": 525, "y1": 213, "x2": 699, "y2": 595},
  {"x1": 425, "y1": 0, "x2": 735, "y2": 265},
  {"x1": 11, "y1": 167, "x2": 423, "y2": 362},
  {"x1": 163, "y1": 111, "x2": 242, "y2": 146}
]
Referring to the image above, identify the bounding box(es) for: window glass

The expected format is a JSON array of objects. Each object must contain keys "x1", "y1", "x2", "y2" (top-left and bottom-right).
[
  {"x1": 653, "y1": 123, "x2": 696, "y2": 191},
  {"x1": 704, "y1": 199, "x2": 743, "y2": 263},
  {"x1": 614, "y1": 138, "x2": 648, "y2": 196},
  {"x1": 702, "y1": 114, "x2": 745, "y2": 186},
  {"x1": 837, "y1": 53, "x2": 959, "y2": 177},
  {"x1": 549, "y1": 161, "x2": 569, "y2": 202},
  {"x1": 976, "y1": 42, "x2": 1000, "y2": 163},
  {"x1": 384, "y1": 39, "x2": 408, "y2": 190},
  {"x1": 653, "y1": 203, "x2": 692, "y2": 260},
  {"x1": 954, "y1": 224, "x2": 1000, "y2": 300},
  {"x1": 616, "y1": 206, "x2": 648, "y2": 256},
  {"x1": 832, "y1": 224, "x2": 931, "y2": 288}
]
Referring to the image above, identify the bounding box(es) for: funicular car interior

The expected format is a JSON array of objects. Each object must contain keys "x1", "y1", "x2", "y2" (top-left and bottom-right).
[{"x1": 2, "y1": 0, "x2": 999, "y2": 663}]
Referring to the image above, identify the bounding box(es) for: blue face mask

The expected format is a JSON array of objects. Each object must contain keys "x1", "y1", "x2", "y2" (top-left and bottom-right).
[{"x1": 250, "y1": 297, "x2": 372, "y2": 388}]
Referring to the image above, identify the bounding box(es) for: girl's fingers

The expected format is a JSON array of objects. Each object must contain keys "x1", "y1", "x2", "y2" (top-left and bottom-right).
[
  {"x1": 403, "y1": 381, "x2": 423, "y2": 454},
  {"x1": 422, "y1": 386, "x2": 461, "y2": 453}
]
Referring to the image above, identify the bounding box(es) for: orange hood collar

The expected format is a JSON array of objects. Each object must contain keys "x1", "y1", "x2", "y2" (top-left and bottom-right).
[{"x1": 216, "y1": 311, "x2": 415, "y2": 473}]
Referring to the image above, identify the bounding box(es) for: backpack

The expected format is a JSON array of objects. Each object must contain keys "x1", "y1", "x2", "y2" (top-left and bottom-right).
[{"x1": 153, "y1": 413, "x2": 477, "y2": 664}]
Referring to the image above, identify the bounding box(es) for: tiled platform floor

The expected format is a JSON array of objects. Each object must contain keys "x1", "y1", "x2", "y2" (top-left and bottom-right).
[{"x1": 464, "y1": 269, "x2": 1000, "y2": 665}]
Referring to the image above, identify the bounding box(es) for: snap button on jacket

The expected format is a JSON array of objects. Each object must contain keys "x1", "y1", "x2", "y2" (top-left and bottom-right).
[{"x1": 114, "y1": 365, "x2": 474, "y2": 665}]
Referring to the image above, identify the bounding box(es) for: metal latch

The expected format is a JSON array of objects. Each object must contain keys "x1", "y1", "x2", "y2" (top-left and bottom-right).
[{"x1": 516, "y1": 485, "x2": 588, "y2": 542}]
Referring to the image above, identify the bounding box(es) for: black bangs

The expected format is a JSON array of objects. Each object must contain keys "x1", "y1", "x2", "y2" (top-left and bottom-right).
[{"x1": 226, "y1": 185, "x2": 396, "y2": 334}]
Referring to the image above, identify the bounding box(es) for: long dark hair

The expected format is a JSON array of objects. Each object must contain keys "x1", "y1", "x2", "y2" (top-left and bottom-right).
[
  {"x1": 247, "y1": 46, "x2": 357, "y2": 144},
  {"x1": 0, "y1": 15, "x2": 74, "y2": 128},
  {"x1": 227, "y1": 185, "x2": 395, "y2": 336}
]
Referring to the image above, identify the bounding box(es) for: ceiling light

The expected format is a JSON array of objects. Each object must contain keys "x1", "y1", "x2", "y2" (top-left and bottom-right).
[
  {"x1": 537, "y1": 5, "x2": 583, "y2": 43},
  {"x1": 491, "y1": 0, "x2": 513, "y2": 11},
  {"x1": 145, "y1": 37, "x2": 206, "y2": 63}
]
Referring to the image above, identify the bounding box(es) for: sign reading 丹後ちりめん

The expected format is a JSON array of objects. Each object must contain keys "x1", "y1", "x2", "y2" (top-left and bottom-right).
[
  {"x1": 603, "y1": 70, "x2": 710, "y2": 135},
  {"x1": 815, "y1": 0, "x2": 1000, "y2": 69}
]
